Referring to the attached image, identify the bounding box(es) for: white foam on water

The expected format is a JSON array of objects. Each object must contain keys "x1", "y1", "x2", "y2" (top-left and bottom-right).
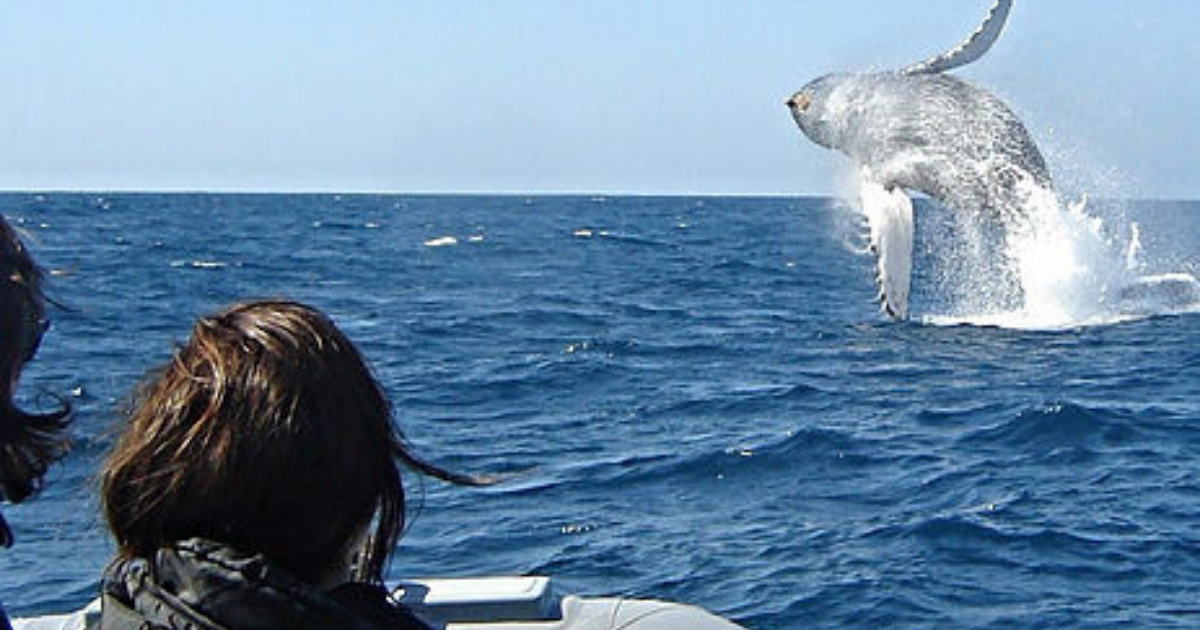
[{"x1": 424, "y1": 236, "x2": 459, "y2": 248}]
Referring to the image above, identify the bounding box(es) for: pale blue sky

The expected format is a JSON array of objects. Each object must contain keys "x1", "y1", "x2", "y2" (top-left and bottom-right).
[{"x1": 1, "y1": 1, "x2": 1197, "y2": 197}]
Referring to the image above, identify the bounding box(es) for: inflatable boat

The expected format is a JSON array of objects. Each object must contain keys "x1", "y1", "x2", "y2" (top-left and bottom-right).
[{"x1": 13, "y1": 576, "x2": 747, "y2": 630}]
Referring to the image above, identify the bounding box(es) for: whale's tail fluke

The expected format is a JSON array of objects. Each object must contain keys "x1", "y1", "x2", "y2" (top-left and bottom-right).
[{"x1": 903, "y1": 0, "x2": 1014, "y2": 75}]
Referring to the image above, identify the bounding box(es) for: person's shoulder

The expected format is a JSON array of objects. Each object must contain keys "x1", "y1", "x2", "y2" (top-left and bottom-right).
[{"x1": 328, "y1": 583, "x2": 433, "y2": 630}]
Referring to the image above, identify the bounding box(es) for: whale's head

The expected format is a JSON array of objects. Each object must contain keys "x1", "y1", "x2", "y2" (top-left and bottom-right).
[{"x1": 786, "y1": 73, "x2": 851, "y2": 151}]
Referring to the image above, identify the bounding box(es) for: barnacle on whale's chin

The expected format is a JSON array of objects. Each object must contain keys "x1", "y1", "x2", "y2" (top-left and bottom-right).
[
  {"x1": 787, "y1": 73, "x2": 857, "y2": 151},
  {"x1": 786, "y1": 92, "x2": 811, "y2": 113},
  {"x1": 786, "y1": 96, "x2": 833, "y2": 149}
]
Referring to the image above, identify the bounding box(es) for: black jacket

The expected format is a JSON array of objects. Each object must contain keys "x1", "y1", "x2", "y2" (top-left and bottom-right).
[{"x1": 100, "y1": 538, "x2": 431, "y2": 630}]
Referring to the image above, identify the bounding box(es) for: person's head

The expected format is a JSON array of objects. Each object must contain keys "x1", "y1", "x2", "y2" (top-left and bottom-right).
[
  {"x1": 0, "y1": 214, "x2": 70, "y2": 547},
  {"x1": 101, "y1": 299, "x2": 477, "y2": 585}
]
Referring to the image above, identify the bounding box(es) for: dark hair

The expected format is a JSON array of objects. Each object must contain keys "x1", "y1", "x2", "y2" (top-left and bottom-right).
[
  {"x1": 0, "y1": 214, "x2": 71, "y2": 547},
  {"x1": 100, "y1": 299, "x2": 481, "y2": 585}
]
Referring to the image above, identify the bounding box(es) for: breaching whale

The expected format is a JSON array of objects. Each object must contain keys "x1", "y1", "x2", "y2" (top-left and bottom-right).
[{"x1": 786, "y1": 0, "x2": 1048, "y2": 319}]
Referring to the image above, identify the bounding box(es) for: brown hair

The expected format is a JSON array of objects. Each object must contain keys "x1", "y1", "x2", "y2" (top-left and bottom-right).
[
  {"x1": 101, "y1": 299, "x2": 480, "y2": 584},
  {"x1": 0, "y1": 214, "x2": 71, "y2": 547}
]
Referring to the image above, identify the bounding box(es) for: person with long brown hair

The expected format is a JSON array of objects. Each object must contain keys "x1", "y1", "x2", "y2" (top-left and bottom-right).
[
  {"x1": 0, "y1": 215, "x2": 71, "y2": 630},
  {"x1": 98, "y1": 299, "x2": 484, "y2": 630}
]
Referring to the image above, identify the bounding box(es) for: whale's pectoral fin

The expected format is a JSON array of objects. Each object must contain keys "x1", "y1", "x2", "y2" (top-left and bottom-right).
[
  {"x1": 903, "y1": 0, "x2": 1013, "y2": 75},
  {"x1": 860, "y1": 181, "x2": 914, "y2": 320}
]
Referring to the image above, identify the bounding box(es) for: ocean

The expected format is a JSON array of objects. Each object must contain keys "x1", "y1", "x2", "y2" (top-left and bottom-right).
[{"x1": 0, "y1": 193, "x2": 1197, "y2": 629}]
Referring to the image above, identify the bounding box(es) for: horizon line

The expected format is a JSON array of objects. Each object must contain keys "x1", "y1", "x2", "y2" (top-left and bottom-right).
[
  {"x1": 0, "y1": 186, "x2": 827, "y2": 199},
  {"x1": 0, "y1": 187, "x2": 1195, "y2": 204}
]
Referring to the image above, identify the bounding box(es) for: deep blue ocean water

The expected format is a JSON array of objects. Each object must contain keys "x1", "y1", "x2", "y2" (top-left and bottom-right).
[{"x1": 0, "y1": 193, "x2": 1197, "y2": 629}]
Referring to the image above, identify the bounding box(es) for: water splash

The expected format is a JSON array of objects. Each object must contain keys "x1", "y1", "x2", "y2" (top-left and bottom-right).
[
  {"x1": 994, "y1": 183, "x2": 1129, "y2": 328},
  {"x1": 844, "y1": 168, "x2": 1200, "y2": 330}
]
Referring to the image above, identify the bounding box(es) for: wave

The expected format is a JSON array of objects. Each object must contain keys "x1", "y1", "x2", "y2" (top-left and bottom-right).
[
  {"x1": 574, "y1": 229, "x2": 672, "y2": 249},
  {"x1": 556, "y1": 426, "x2": 885, "y2": 495},
  {"x1": 956, "y1": 401, "x2": 1141, "y2": 459}
]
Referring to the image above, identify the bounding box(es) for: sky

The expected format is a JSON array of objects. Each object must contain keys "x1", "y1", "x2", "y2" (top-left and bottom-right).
[{"x1": 1, "y1": 0, "x2": 1198, "y2": 198}]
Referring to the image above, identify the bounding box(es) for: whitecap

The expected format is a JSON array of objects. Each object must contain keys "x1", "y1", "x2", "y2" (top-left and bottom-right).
[{"x1": 424, "y1": 236, "x2": 458, "y2": 248}]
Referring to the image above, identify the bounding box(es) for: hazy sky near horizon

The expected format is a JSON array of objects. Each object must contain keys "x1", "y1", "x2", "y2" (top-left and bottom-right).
[{"x1": 1, "y1": 1, "x2": 1197, "y2": 197}]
